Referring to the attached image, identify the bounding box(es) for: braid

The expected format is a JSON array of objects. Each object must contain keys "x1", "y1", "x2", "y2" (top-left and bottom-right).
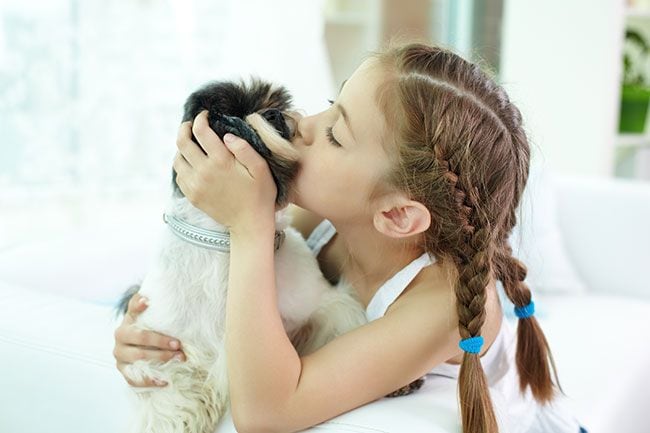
[
  {"x1": 370, "y1": 40, "x2": 562, "y2": 432},
  {"x1": 491, "y1": 121, "x2": 560, "y2": 403},
  {"x1": 439, "y1": 156, "x2": 498, "y2": 433},
  {"x1": 494, "y1": 237, "x2": 561, "y2": 402}
]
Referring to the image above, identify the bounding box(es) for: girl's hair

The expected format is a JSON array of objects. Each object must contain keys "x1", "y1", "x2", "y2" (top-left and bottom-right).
[{"x1": 369, "y1": 39, "x2": 560, "y2": 433}]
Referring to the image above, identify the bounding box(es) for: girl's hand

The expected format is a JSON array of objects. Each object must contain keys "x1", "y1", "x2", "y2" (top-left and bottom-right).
[
  {"x1": 173, "y1": 110, "x2": 278, "y2": 234},
  {"x1": 113, "y1": 293, "x2": 186, "y2": 387}
]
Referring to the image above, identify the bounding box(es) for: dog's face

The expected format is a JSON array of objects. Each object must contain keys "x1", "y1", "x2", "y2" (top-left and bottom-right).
[{"x1": 172, "y1": 78, "x2": 301, "y2": 209}]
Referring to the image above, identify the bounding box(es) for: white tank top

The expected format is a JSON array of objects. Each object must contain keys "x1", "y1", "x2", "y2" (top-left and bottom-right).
[{"x1": 305, "y1": 218, "x2": 583, "y2": 433}]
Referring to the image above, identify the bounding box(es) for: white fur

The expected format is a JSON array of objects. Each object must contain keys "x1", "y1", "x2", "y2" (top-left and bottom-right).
[{"x1": 123, "y1": 196, "x2": 368, "y2": 433}]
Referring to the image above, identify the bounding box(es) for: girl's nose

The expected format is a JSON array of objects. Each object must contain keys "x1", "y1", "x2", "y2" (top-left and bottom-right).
[{"x1": 296, "y1": 114, "x2": 315, "y2": 146}]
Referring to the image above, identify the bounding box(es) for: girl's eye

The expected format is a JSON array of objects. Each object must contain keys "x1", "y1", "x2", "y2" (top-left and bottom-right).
[
  {"x1": 325, "y1": 126, "x2": 342, "y2": 147},
  {"x1": 325, "y1": 99, "x2": 342, "y2": 147}
]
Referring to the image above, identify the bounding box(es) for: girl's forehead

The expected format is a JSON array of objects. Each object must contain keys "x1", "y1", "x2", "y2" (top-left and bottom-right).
[
  {"x1": 347, "y1": 58, "x2": 382, "y2": 89},
  {"x1": 344, "y1": 61, "x2": 387, "y2": 145}
]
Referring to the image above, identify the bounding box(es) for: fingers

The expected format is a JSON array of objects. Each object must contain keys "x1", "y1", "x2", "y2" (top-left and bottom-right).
[
  {"x1": 113, "y1": 331, "x2": 186, "y2": 388},
  {"x1": 191, "y1": 110, "x2": 232, "y2": 162},
  {"x1": 113, "y1": 300, "x2": 187, "y2": 389},
  {"x1": 223, "y1": 133, "x2": 269, "y2": 179},
  {"x1": 114, "y1": 294, "x2": 187, "y2": 389},
  {"x1": 114, "y1": 324, "x2": 182, "y2": 352},
  {"x1": 114, "y1": 344, "x2": 186, "y2": 365},
  {"x1": 125, "y1": 293, "x2": 149, "y2": 324},
  {"x1": 116, "y1": 361, "x2": 169, "y2": 388},
  {"x1": 177, "y1": 120, "x2": 208, "y2": 167},
  {"x1": 172, "y1": 153, "x2": 195, "y2": 200},
  {"x1": 173, "y1": 150, "x2": 193, "y2": 181}
]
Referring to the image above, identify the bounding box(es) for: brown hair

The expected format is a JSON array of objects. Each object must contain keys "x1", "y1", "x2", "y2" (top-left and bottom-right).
[{"x1": 369, "y1": 39, "x2": 560, "y2": 433}]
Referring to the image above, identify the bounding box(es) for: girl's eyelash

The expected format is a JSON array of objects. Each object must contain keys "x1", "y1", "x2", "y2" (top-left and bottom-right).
[
  {"x1": 325, "y1": 126, "x2": 342, "y2": 147},
  {"x1": 325, "y1": 99, "x2": 342, "y2": 147}
]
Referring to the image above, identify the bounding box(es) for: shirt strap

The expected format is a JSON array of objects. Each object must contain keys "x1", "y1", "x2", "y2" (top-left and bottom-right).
[
  {"x1": 366, "y1": 252, "x2": 435, "y2": 322},
  {"x1": 305, "y1": 219, "x2": 336, "y2": 257}
]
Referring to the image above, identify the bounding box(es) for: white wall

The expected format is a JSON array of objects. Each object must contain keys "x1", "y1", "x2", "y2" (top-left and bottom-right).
[{"x1": 500, "y1": 0, "x2": 625, "y2": 177}]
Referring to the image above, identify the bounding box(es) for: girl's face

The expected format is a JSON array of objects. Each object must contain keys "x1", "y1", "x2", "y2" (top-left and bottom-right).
[{"x1": 289, "y1": 58, "x2": 394, "y2": 223}]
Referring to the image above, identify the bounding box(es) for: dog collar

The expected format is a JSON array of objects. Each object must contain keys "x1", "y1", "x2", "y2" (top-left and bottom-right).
[{"x1": 163, "y1": 213, "x2": 285, "y2": 252}]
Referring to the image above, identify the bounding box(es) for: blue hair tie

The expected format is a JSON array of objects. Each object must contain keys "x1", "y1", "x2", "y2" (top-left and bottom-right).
[
  {"x1": 459, "y1": 335, "x2": 484, "y2": 354},
  {"x1": 514, "y1": 301, "x2": 535, "y2": 319}
]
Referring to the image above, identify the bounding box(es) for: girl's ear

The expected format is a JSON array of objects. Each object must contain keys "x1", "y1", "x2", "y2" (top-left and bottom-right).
[{"x1": 373, "y1": 196, "x2": 431, "y2": 239}]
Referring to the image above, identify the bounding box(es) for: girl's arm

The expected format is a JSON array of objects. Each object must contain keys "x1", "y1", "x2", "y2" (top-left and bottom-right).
[
  {"x1": 246, "y1": 278, "x2": 460, "y2": 432},
  {"x1": 225, "y1": 204, "x2": 322, "y2": 426},
  {"x1": 225, "y1": 224, "x2": 302, "y2": 430},
  {"x1": 227, "y1": 230, "x2": 459, "y2": 433}
]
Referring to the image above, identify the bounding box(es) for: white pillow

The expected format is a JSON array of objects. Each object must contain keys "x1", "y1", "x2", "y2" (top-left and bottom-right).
[{"x1": 506, "y1": 160, "x2": 587, "y2": 294}]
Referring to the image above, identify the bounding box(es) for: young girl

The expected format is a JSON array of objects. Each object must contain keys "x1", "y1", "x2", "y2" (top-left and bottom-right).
[{"x1": 113, "y1": 41, "x2": 584, "y2": 432}]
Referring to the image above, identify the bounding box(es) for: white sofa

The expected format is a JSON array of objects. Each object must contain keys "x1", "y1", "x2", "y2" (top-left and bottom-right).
[{"x1": 1, "y1": 169, "x2": 649, "y2": 433}]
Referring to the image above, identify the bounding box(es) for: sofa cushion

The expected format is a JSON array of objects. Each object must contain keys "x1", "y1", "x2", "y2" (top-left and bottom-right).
[
  {"x1": 0, "y1": 281, "x2": 132, "y2": 433},
  {"x1": 552, "y1": 175, "x2": 650, "y2": 298},
  {"x1": 0, "y1": 281, "x2": 460, "y2": 433},
  {"x1": 508, "y1": 161, "x2": 587, "y2": 294},
  {"x1": 530, "y1": 293, "x2": 650, "y2": 433},
  {"x1": 3, "y1": 279, "x2": 648, "y2": 433},
  {"x1": 0, "y1": 220, "x2": 160, "y2": 306}
]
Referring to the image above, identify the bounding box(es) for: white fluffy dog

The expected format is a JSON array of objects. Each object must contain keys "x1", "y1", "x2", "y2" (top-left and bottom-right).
[{"x1": 116, "y1": 78, "x2": 368, "y2": 433}]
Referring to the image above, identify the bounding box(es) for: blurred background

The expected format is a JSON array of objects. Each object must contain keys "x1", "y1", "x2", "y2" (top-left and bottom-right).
[
  {"x1": 2, "y1": 3, "x2": 650, "y2": 433},
  {"x1": 0, "y1": 0, "x2": 648, "y2": 249}
]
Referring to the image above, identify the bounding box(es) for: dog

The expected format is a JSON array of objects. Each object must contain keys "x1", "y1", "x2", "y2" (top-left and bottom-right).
[{"x1": 114, "y1": 77, "x2": 369, "y2": 433}]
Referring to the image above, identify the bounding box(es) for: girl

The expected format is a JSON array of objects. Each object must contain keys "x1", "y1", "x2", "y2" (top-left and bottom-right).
[{"x1": 113, "y1": 41, "x2": 584, "y2": 432}]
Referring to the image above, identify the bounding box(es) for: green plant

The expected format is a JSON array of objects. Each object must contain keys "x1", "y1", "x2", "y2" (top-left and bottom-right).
[
  {"x1": 623, "y1": 29, "x2": 649, "y2": 87},
  {"x1": 619, "y1": 29, "x2": 650, "y2": 133}
]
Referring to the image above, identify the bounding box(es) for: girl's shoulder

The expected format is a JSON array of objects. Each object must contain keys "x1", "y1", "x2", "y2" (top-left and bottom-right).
[
  {"x1": 387, "y1": 262, "x2": 503, "y2": 364},
  {"x1": 277, "y1": 273, "x2": 460, "y2": 432},
  {"x1": 386, "y1": 259, "x2": 452, "y2": 313}
]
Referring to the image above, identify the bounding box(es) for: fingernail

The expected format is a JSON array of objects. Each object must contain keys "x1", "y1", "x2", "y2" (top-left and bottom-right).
[
  {"x1": 223, "y1": 133, "x2": 236, "y2": 144},
  {"x1": 173, "y1": 353, "x2": 184, "y2": 361},
  {"x1": 169, "y1": 340, "x2": 180, "y2": 350},
  {"x1": 153, "y1": 379, "x2": 167, "y2": 386},
  {"x1": 139, "y1": 297, "x2": 149, "y2": 306}
]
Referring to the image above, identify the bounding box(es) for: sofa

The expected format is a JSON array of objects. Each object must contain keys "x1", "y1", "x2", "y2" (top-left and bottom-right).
[{"x1": 1, "y1": 164, "x2": 649, "y2": 433}]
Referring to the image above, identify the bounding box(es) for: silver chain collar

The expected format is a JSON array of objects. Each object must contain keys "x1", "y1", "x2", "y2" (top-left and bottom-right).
[{"x1": 163, "y1": 213, "x2": 285, "y2": 252}]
